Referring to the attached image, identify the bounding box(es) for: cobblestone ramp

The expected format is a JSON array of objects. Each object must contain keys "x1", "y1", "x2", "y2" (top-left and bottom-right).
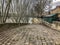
[{"x1": 0, "y1": 24, "x2": 60, "y2": 45}]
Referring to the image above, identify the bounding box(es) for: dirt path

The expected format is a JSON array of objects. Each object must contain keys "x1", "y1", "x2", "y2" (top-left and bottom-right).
[{"x1": 0, "y1": 24, "x2": 60, "y2": 45}]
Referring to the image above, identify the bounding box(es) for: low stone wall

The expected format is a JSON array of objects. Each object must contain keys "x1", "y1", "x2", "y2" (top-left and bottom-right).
[
  {"x1": 42, "y1": 20, "x2": 60, "y2": 31},
  {"x1": 51, "y1": 21, "x2": 60, "y2": 31},
  {"x1": 28, "y1": 18, "x2": 43, "y2": 24}
]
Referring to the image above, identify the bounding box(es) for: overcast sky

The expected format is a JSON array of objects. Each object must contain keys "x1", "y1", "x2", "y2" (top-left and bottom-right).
[
  {"x1": 53, "y1": 0, "x2": 60, "y2": 3},
  {"x1": 45, "y1": 0, "x2": 60, "y2": 12},
  {"x1": 52, "y1": 0, "x2": 60, "y2": 8}
]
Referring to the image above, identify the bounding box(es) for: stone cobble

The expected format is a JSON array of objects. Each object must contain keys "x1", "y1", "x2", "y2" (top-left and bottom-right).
[{"x1": 0, "y1": 24, "x2": 60, "y2": 45}]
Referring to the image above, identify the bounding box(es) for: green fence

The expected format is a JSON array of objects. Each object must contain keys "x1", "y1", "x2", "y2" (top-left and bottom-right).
[{"x1": 42, "y1": 14, "x2": 58, "y2": 23}]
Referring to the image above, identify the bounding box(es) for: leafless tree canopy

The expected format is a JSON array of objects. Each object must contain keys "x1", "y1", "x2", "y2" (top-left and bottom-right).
[
  {"x1": 0, "y1": 0, "x2": 52, "y2": 23},
  {"x1": 34, "y1": 0, "x2": 52, "y2": 16}
]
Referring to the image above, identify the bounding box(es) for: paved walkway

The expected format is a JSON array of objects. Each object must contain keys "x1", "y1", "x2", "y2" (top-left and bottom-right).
[{"x1": 0, "y1": 24, "x2": 60, "y2": 45}]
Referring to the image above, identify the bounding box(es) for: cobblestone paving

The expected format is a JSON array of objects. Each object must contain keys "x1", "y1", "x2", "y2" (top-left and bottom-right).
[{"x1": 0, "y1": 24, "x2": 60, "y2": 45}]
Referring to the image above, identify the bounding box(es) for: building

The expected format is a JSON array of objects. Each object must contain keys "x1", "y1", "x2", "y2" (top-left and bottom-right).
[
  {"x1": 50, "y1": 1, "x2": 60, "y2": 14},
  {"x1": 50, "y1": 6, "x2": 60, "y2": 14},
  {"x1": 50, "y1": 1, "x2": 60, "y2": 20}
]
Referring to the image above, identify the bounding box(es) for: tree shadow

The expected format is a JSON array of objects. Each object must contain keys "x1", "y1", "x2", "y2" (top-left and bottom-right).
[{"x1": 0, "y1": 23, "x2": 28, "y2": 32}]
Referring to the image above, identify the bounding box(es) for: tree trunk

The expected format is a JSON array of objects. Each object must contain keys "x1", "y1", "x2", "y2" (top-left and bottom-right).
[{"x1": 3, "y1": 0, "x2": 12, "y2": 23}]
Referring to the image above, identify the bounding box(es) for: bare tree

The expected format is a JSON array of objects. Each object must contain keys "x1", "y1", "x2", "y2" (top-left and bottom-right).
[
  {"x1": 0, "y1": 0, "x2": 52, "y2": 23},
  {"x1": 1, "y1": 0, "x2": 4, "y2": 16},
  {"x1": 34, "y1": 0, "x2": 52, "y2": 16},
  {"x1": 3, "y1": 0, "x2": 12, "y2": 23},
  {"x1": 10, "y1": 0, "x2": 33, "y2": 23}
]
